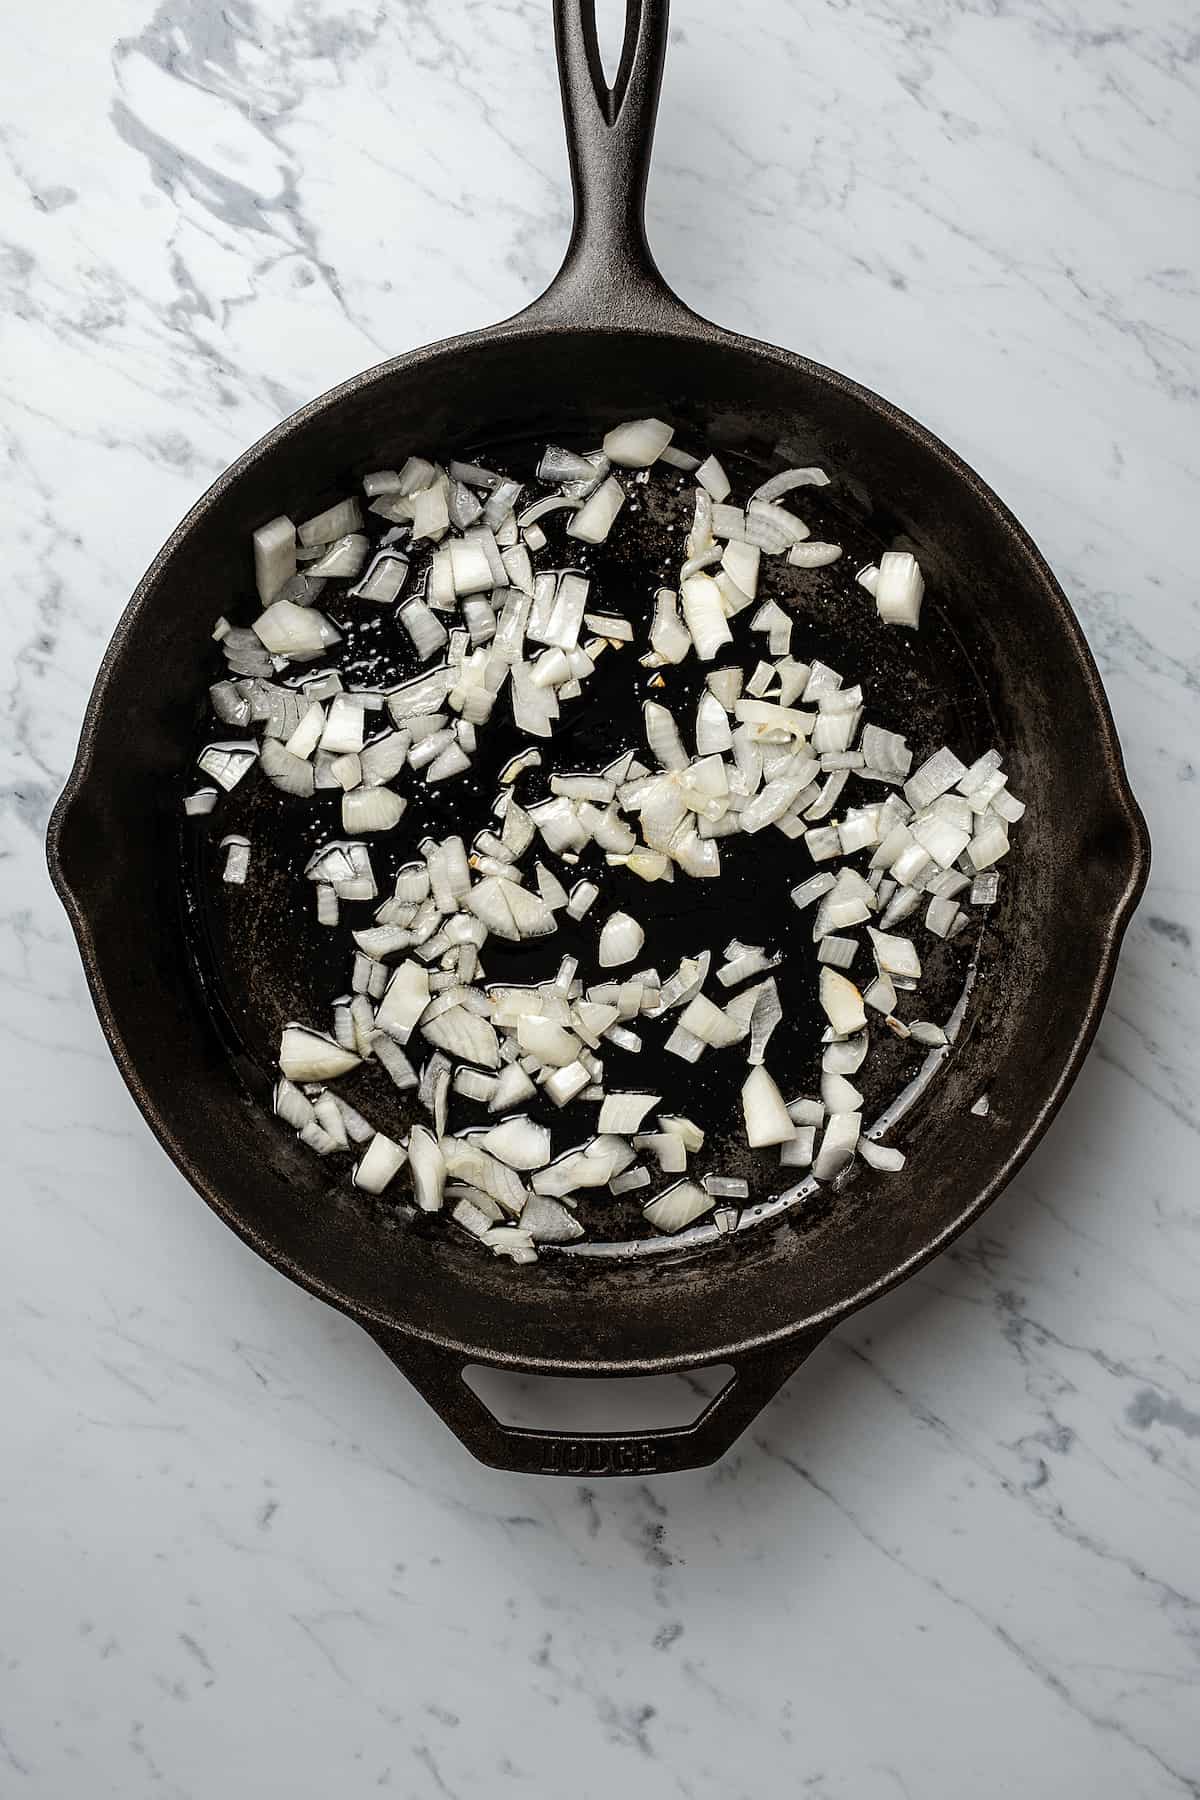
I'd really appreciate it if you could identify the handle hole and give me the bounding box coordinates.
[463,1364,733,1434]
[593,0,629,91]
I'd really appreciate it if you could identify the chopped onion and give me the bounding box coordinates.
[342,788,406,834]
[968,818,1009,870]
[184,788,219,817]
[599,911,645,968]
[597,1093,659,1134]
[521,1194,585,1243]
[742,1065,794,1147]
[681,572,734,661]
[603,417,673,467]
[905,746,968,811]
[479,1117,552,1170]
[408,1125,445,1211]
[253,598,339,660]
[650,588,692,664]
[253,515,297,604]
[279,1025,360,1082]
[813,1111,860,1180]
[259,737,315,797]
[859,1138,906,1172]
[787,541,843,569]
[353,1132,406,1194]
[566,477,625,544]
[221,835,251,885]
[543,1061,591,1107]
[875,550,924,629]
[643,1180,712,1233]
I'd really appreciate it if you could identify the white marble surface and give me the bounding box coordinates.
[2,0,1198,1793]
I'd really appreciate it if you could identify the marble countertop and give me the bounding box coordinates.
[3,0,1197,1794]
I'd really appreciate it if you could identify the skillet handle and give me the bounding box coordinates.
[365,1326,828,1476]
[520,0,689,330]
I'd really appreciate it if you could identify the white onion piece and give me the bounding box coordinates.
[407,1125,445,1211]
[319,695,365,756]
[284,701,325,761]
[875,550,924,628]
[747,980,782,1065]
[401,598,449,660]
[253,515,297,604]
[741,1065,794,1147]
[566,880,599,920]
[650,587,692,664]
[813,1111,860,1181]
[279,1025,360,1082]
[259,737,315,797]
[905,747,968,810]
[822,1069,864,1113]
[253,598,338,660]
[342,788,405,834]
[423,1006,499,1067]
[375,960,430,1041]
[694,454,731,501]
[566,477,626,544]
[543,1061,591,1107]
[643,700,689,772]
[867,928,922,979]
[517,1015,582,1067]
[599,912,645,968]
[748,500,810,550]
[521,1195,585,1243]
[787,541,843,569]
[659,444,701,472]
[786,1099,824,1131]
[678,993,742,1049]
[703,1172,746,1200]
[479,1117,552,1170]
[221,836,251,885]
[482,1226,537,1262]
[602,417,673,467]
[859,1138,906,1172]
[643,1180,712,1234]
[369,1033,415,1090]
[716,540,759,602]
[790,871,837,912]
[489,1063,537,1112]
[275,1077,316,1131]
[817,935,858,969]
[968,819,1009,870]
[184,788,219,816]
[694,691,733,755]
[353,1132,406,1194]
[299,498,363,547]
[597,1093,659,1134]
[427,743,472,783]
[681,573,733,661]
[779,1126,816,1168]
[751,466,829,504]
[635,1131,688,1172]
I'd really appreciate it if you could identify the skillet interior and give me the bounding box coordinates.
[50,321,1146,1372]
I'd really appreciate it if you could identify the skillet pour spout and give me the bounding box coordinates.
[47,0,1149,1475]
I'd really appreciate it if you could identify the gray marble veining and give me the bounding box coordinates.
[1,0,1197,1794]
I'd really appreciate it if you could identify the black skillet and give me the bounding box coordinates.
[46,0,1149,1475]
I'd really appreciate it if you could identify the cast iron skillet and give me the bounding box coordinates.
[47,0,1148,1475]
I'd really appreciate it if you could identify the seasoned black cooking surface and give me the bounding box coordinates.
[181,441,994,1245]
